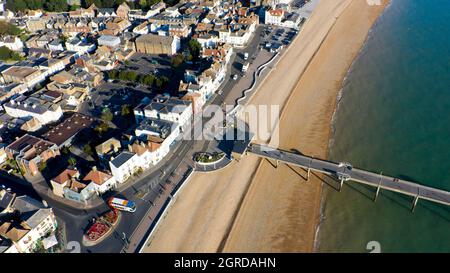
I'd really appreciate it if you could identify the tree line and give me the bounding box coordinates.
[106,70,169,89]
[5,0,179,12]
[0,46,23,61]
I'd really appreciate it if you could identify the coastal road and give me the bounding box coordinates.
[1,24,291,253]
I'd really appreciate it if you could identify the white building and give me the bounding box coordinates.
[66,37,96,56]
[50,169,96,203]
[265,9,284,25]
[134,95,192,132]
[265,8,302,29]
[0,36,24,51]
[133,117,180,165]
[196,34,220,49]
[0,195,58,253]
[133,22,150,35]
[97,8,117,18]
[219,25,255,48]
[83,167,117,194]
[1,66,46,88]
[98,35,121,48]
[164,6,181,17]
[4,95,63,125]
[109,151,140,183]
[48,39,64,51]
[39,59,67,77]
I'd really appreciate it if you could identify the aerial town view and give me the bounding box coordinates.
[0,0,448,264]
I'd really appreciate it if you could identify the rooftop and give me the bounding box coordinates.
[110,151,135,168]
[42,113,94,146]
[2,66,40,79]
[51,169,79,185]
[6,134,57,159]
[135,33,175,45]
[83,168,112,186]
[136,117,175,139]
[5,95,60,115]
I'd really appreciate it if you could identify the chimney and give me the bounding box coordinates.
[92,166,97,171]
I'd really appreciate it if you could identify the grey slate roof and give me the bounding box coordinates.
[21,208,52,229]
[0,191,15,213]
[110,151,135,168]
[11,195,45,213]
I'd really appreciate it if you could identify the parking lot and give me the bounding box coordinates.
[124,53,173,78]
[79,82,155,121]
[261,25,299,53]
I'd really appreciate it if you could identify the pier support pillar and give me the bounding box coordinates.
[307,168,310,181]
[275,160,279,169]
[374,182,382,202]
[411,194,420,213]
[339,178,344,192]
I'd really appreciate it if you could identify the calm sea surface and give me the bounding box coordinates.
[318,0,450,252]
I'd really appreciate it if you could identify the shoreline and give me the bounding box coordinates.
[222,0,390,252]
[314,0,392,252]
[141,0,389,253]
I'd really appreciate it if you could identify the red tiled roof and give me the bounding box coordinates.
[83,169,112,186]
[52,169,79,184]
[269,9,284,17]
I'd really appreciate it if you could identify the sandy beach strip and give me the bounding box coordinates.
[222,0,389,253]
[141,0,388,253]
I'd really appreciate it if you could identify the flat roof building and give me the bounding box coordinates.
[135,34,180,55]
[42,113,94,147]
[3,95,63,125]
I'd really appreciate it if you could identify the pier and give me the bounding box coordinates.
[247,143,450,210]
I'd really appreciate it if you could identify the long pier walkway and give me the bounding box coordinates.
[247,143,450,210]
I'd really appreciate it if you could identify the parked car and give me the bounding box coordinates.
[232,74,238,80]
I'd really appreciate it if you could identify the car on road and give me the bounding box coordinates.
[241,63,249,73]
[232,74,238,80]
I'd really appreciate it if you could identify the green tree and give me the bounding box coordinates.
[188,39,202,62]
[171,53,184,68]
[27,0,44,10]
[107,70,118,79]
[5,0,27,11]
[121,104,131,116]
[126,71,138,82]
[61,147,70,155]
[68,157,77,166]
[0,22,22,36]
[44,0,69,12]
[94,122,109,134]
[141,74,155,86]
[118,71,128,82]
[101,108,113,122]
[69,5,81,11]
[0,46,23,61]
[83,144,93,156]
[139,0,148,8]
